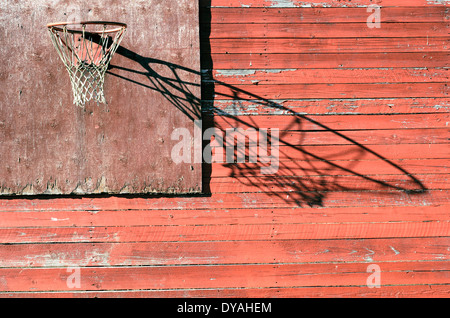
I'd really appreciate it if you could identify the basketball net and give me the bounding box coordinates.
[48,22,126,107]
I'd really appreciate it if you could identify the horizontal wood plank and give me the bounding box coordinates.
[1,237,448,268]
[204,98,450,115]
[0,205,448,228]
[207,174,449,193]
[201,0,450,7]
[204,7,448,24]
[211,113,450,130]
[0,188,448,212]
[205,37,449,53]
[212,82,448,99]
[2,284,449,298]
[0,261,448,292]
[207,68,449,84]
[205,128,449,145]
[0,218,448,244]
[202,52,449,71]
[204,53,450,69]
[210,159,449,178]
[206,23,449,39]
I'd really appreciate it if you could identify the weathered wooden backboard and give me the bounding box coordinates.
[0,0,202,195]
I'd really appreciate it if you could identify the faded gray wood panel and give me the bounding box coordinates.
[0,0,202,195]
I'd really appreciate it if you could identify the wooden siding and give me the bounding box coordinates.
[0,0,449,298]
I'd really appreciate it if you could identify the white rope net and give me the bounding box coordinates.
[48,22,126,107]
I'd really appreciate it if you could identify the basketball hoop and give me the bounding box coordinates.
[47,21,127,107]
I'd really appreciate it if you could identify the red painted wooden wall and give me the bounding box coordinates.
[0,0,448,297]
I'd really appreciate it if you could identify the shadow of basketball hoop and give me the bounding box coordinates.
[106,46,202,122]
[107,51,427,207]
[105,1,427,206]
